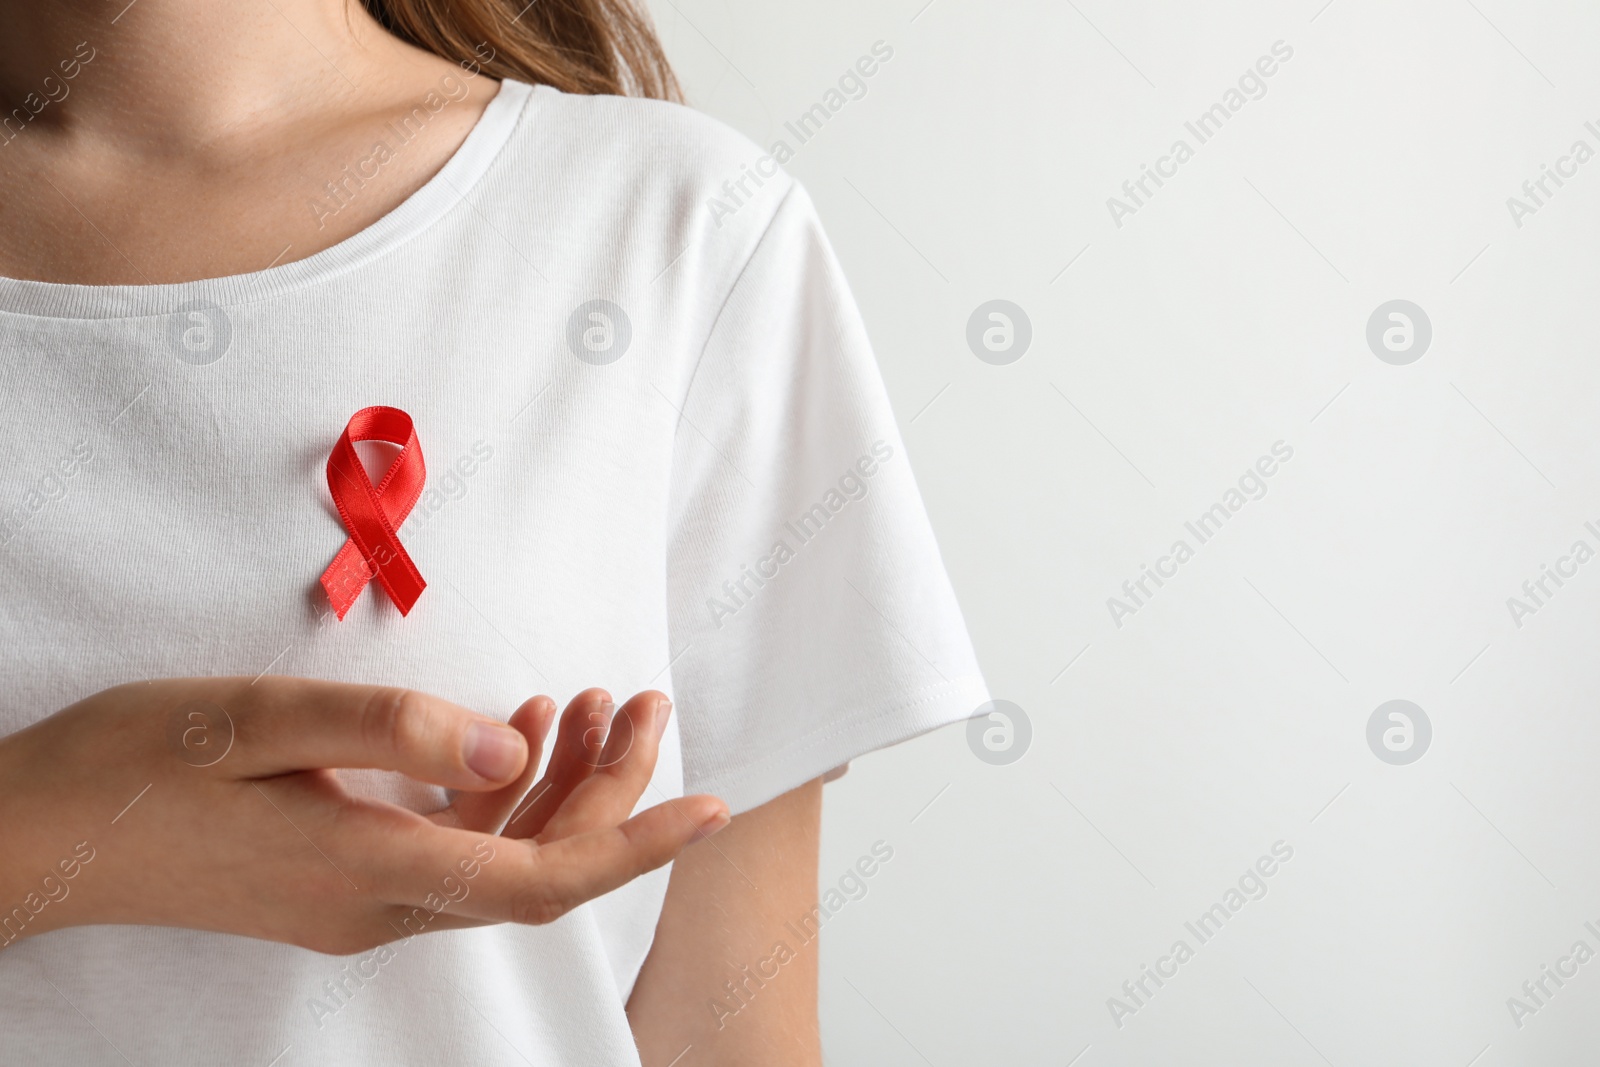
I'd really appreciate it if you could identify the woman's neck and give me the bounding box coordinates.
[0,0,497,284]
[0,0,421,153]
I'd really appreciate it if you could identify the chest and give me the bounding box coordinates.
[0,289,685,776]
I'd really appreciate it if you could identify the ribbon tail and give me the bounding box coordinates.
[370,554,427,615]
[320,540,371,620]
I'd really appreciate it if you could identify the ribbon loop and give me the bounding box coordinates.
[320,406,427,619]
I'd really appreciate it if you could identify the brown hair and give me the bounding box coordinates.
[363,0,682,102]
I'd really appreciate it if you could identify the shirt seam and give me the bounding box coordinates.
[667,179,801,434]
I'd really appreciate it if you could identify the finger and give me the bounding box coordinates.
[537,692,669,841]
[365,796,731,927]
[434,697,556,833]
[501,688,613,839]
[224,677,529,790]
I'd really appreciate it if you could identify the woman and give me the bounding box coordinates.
[0,1,987,1064]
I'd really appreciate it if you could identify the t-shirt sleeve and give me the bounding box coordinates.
[666,182,989,815]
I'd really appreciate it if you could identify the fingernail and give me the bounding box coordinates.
[653,698,673,740]
[464,722,524,781]
[696,809,730,838]
[536,698,558,736]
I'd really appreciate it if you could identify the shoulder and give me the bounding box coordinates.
[490,82,800,260]
[528,87,767,168]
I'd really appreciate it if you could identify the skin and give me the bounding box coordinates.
[0,1,826,1061]
[0,0,496,284]
[628,779,824,1065]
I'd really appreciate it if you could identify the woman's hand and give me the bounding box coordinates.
[0,678,727,955]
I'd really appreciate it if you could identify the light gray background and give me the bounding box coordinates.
[647,1,1600,1064]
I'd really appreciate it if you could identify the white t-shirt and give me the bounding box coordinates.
[0,79,987,1065]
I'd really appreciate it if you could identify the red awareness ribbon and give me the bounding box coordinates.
[320,406,427,619]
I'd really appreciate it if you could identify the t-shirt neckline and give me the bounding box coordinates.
[0,78,536,321]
